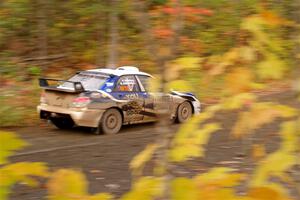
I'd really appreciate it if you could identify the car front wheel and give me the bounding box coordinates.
[177,101,193,123]
[98,108,122,135]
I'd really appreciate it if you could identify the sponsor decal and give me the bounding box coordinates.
[125,93,139,99]
[122,101,143,115]
[106,82,114,87]
[120,77,136,91]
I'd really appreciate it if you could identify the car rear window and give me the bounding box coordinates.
[61,72,108,91]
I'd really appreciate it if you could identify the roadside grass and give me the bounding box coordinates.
[0,79,41,127]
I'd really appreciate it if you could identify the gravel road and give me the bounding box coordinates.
[7,90,300,200]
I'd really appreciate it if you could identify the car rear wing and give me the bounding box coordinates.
[39,78,85,93]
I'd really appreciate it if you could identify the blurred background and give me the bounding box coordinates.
[1,0,299,126]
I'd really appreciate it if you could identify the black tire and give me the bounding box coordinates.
[50,117,74,129]
[98,108,122,135]
[177,101,193,123]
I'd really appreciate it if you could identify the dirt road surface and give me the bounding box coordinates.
[7,90,300,199]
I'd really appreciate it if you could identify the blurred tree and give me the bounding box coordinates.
[36,0,48,72]
[107,0,119,68]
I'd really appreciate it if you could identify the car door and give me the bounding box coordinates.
[112,75,144,123]
[135,75,156,122]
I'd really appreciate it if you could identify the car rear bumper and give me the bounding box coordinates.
[37,104,105,128]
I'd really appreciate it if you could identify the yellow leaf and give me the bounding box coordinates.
[171,178,197,200]
[239,46,257,63]
[251,119,298,188]
[192,168,247,200]
[167,80,192,92]
[88,193,113,200]
[121,177,162,200]
[0,131,28,164]
[174,57,201,70]
[0,162,48,200]
[0,162,49,184]
[252,144,266,160]
[273,105,297,118]
[194,167,246,188]
[148,76,160,92]
[169,122,220,162]
[208,48,239,76]
[251,151,296,187]
[279,121,298,153]
[225,67,254,94]
[247,186,293,200]
[241,15,265,34]
[256,54,287,80]
[260,10,292,27]
[167,57,201,81]
[222,93,257,110]
[232,103,296,138]
[130,144,158,175]
[47,169,88,200]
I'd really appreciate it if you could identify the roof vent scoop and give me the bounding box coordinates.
[116,66,139,72]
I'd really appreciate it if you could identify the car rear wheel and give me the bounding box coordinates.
[50,117,74,129]
[177,101,193,123]
[98,108,122,135]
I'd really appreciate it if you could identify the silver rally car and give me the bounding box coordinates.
[37,66,201,134]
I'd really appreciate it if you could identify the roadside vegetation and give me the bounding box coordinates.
[1,0,300,199]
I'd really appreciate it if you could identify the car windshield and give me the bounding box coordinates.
[60,72,108,91]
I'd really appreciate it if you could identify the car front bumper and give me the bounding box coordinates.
[192,100,201,114]
[37,104,105,128]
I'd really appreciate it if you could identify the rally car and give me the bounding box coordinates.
[37,66,201,134]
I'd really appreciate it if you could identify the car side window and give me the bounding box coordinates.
[115,75,140,92]
[137,75,151,92]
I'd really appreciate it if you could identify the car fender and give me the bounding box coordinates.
[170,91,201,114]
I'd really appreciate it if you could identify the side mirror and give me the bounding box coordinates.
[39,78,49,87]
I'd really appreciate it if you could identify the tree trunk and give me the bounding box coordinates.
[133,1,183,200]
[292,0,300,76]
[291,1,300,198]
[96,3,106,67]
[107,0,119,69]
[36,0,48,73]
